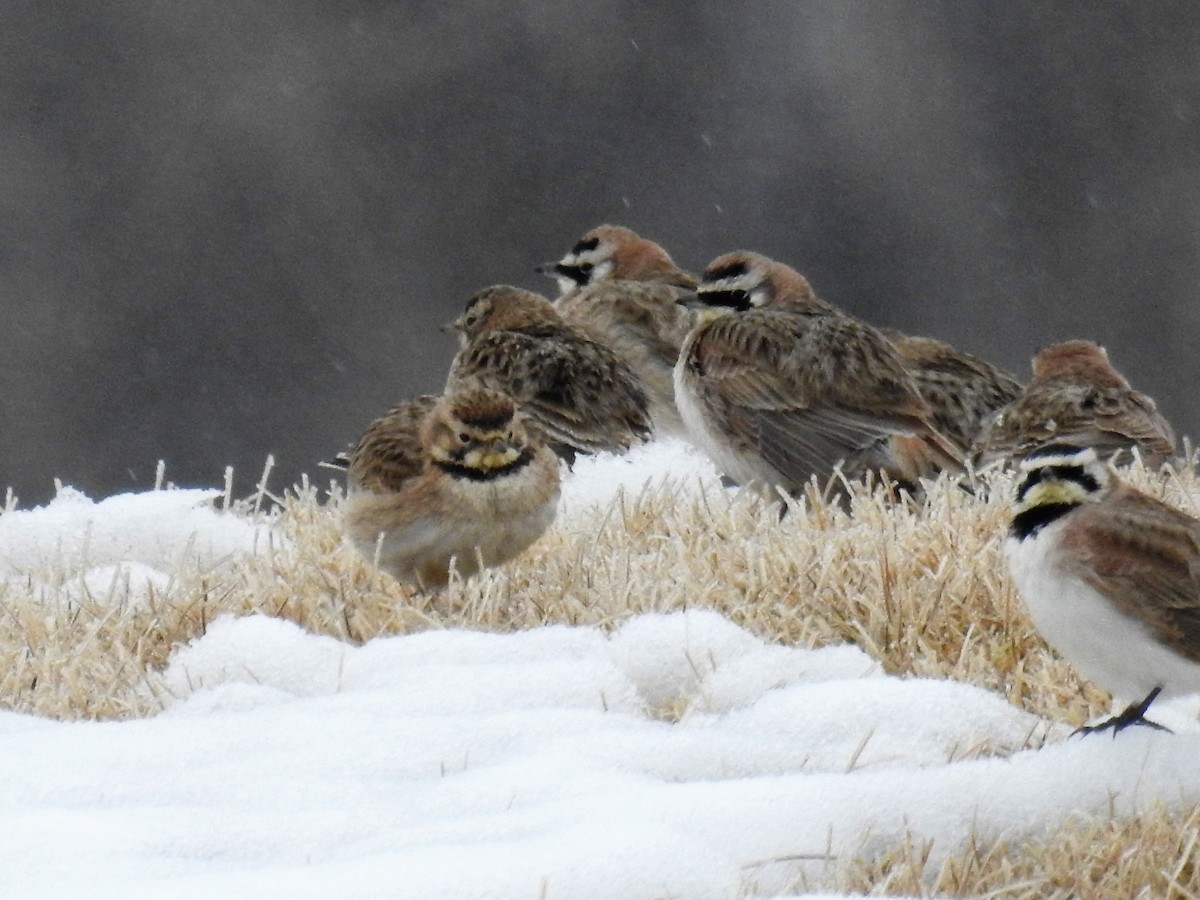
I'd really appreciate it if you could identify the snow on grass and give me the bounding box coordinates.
[0,486,275,609]
[1,609,1199,899]
[557,438,725,522]
[2,442,1200,896]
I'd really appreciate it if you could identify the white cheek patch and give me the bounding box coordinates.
[709,276,748,293]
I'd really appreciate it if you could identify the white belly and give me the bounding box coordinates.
[673,356,781,488]
[1005,522,1200,702]
[346,461,559,588]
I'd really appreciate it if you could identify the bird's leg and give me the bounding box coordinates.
[1073,686,1171,737]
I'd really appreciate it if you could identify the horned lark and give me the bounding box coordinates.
[880,330,1023,453]
[538,225,697,438]
[444,285,652,462]
[1006,443,1200,733]
[540,224,697,299]
[341,388,560,589]
[674,251,962,497]
[973,340,1176,469]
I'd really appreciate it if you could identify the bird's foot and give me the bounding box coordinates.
[1072,686,1171,738]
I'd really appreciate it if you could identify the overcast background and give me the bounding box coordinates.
[2,2,1198,504]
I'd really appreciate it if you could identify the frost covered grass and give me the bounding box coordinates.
[2,440,1200,896]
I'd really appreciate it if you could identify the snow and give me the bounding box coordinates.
[1,443,1200,898]
[0,486,274,608]
[556,437,725,522]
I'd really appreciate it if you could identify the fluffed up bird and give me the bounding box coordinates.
[539,224,697,438]
[340,388,560,589]
[880,329,1023,454]
[444,285,652,463]
[673,250,963,498]
[1006,443,1200,734]
[973,340,1176,469]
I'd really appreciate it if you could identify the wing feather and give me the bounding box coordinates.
[685,310,939,485]
[447,329,651,456]
[347,395,439,493]
[972,379,1176,466]
[1062,487,1200,660]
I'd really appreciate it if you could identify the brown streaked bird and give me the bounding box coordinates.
[341,388,560,589]
[972,340,1176,469]
[880,329,1024,453]
[444,285,653,462]
[673,251,963,497]
[539,225,698,438]
[1006,443,1200,734]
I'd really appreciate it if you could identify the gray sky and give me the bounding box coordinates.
[3,2,1198,502]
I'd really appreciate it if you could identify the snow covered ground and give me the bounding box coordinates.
[1,442,1200,898]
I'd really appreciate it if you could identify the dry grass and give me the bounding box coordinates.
[1,452,1199,894]
[830,805,1200,898]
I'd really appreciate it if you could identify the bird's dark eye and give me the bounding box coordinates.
[458,432,470,442]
